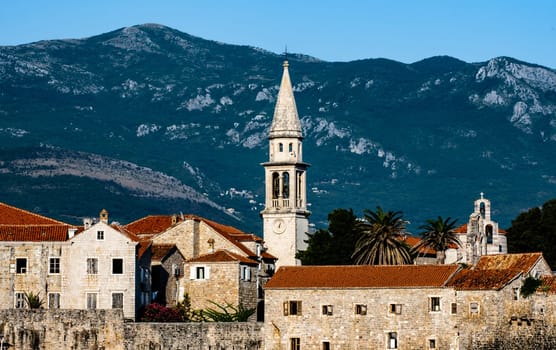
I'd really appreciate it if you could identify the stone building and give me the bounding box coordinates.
[150,243,185,306]
[0,203,151,319]
[446,193,508,264]
[261,60,311,269]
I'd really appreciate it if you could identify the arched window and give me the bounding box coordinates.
[279,143,283,152]
[486,225,493,244]
[480,202,486,218]
[272,172,280,199]
[282,172,289,199]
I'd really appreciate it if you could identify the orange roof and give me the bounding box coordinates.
[124,215,179,235]
[474,253,544,275]
[0,202,70,225]
[187,249,258,265]
[447,269,522,290]
[541,276,556,294]
[454,224,467,234]
[402,235,436,255]
[265,265,461,289]
[0,225,71,241]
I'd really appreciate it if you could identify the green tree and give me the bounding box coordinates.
[507,199,556,268]
[413,216,460,264]
[296,208,359,265]
[351,206,413,265]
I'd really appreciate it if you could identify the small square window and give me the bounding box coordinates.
[112,258,123,274]
[470,302,480,314]
[15,292,26,309]
[86,293,97,309]
[451,303,457,314]
[355,304,367,315]
[290,338,300,350]
[112,293,124,309]
[389,303,402,314]
[429,339,436,349]
[284,300,302,316]
[87,258,98,274]
[197,266,205,279]
[388,332,398,349]
[16,258,27,274]
[97,230,104,240]
[49,293,60,309]
[49,257,60,274]
[322,305,333,316]
[430,297,441,312]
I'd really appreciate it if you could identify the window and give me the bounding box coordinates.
[451,303,457,314]
[112,258,124,274]
[190,265,210,280]
[513,287,519,300]
[15,292,25,309]
[48,293,60,309]
[322,305,333,316]
[355,304,367,315]
[241,266,251,281]
[290,338,300,350]
[49,257,60,274]
[16,258,27,274]
[279,143,284,152]
[486,225,493,244]
[272,172,280,199]
[283,300,302,316]
[97,230,104,240]
[112,293,124,309]
[389,304,402,314]
[282,172,290,199]
[470,302,479,314]
[429,339,436,349]
[387,332,398,349]
[430,297,441,312]
[499,245,503,252]
[322,341,330,350]
[86,293,97,309]
[87,258,98,274]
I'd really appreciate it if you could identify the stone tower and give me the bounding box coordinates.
[261,61,310,269]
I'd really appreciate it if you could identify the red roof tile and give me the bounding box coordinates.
[541,276,556,294]
[124,215,179,235]
[474,253,544,275]
[0,225,71,241]
[402,236,436,255]
[265,265,461,289]
[0,202,70,225]
[187,249,258,265]
[455,224,467,234]
[447,269,522,290]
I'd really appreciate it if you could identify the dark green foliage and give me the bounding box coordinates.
[175,293,193,321]
[198,301,256,322]
[413,216,461,264]
[352,207,413,265]
[24,291,44,309]
[520,277,543,298]
[297,208,359,265]
[507,199,556,268]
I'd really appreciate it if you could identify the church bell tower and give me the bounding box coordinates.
[261,60,310,268]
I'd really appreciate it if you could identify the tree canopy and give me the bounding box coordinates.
[413,216,460,264]
[507,198,556,268]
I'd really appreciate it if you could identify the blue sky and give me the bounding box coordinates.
[1,0,555,68]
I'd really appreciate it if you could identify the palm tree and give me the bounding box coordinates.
[414,216,461,264]
[351,206,413,265]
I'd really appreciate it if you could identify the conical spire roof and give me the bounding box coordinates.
[269,61,303,139]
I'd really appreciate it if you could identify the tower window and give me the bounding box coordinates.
[288,143,293,152]
[283,172,290,199]
[486,225,493,244]
[272,172,280,199]
[480,202,485,218]
[279,143,284,152]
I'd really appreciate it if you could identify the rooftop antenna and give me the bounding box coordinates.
[284,45,288,61]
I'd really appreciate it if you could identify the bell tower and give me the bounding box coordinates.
[261,60,310,268]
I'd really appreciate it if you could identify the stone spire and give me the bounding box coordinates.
[269,60,303,139]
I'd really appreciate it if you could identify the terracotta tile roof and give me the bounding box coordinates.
[187,249,258,265]
[124,215,179,235]
[0,225,71,241]
[541,276,556,294]
[0,202,70,225]
[455,224,467,234]
[151,244,181,263]
[264,265,461,289]
[447,268,522,290]
[402,236,436,256]
[474,253,544,275]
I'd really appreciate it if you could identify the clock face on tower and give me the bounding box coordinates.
[273,219,286,234]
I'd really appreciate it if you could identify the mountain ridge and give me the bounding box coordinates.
[1,24,555,233]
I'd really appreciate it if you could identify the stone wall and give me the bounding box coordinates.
[0,309,263,350]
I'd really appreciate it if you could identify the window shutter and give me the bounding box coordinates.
[298,301,302,315]
[190,266,196,280]
[246,267,251,281]
[205,266,210,279]
[283,301,289,316]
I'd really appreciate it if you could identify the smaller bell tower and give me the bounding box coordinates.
[261,61,310,269]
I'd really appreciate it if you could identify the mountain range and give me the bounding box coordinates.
[1,23,555,234]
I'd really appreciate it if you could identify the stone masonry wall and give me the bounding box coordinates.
[0,309,263,350]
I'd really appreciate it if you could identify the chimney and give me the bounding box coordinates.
[99,209,109,224]
[83,218,93,230]
[171,214,177,225]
